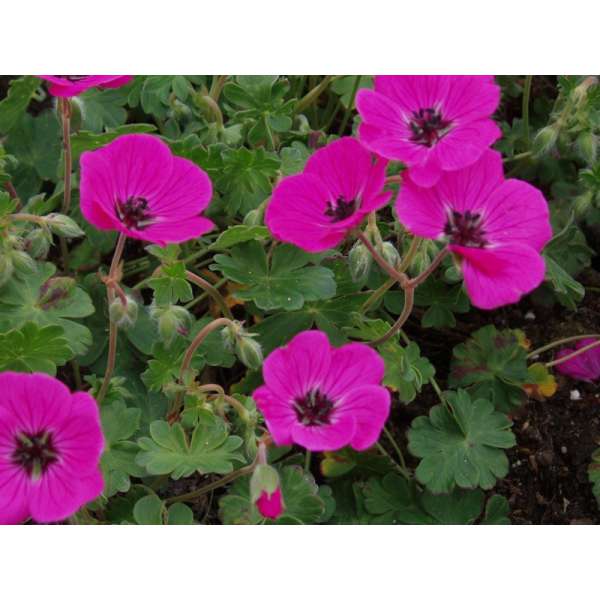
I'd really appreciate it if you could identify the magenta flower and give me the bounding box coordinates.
[357,76,501,187]
[256,487,284,519]
[0,372,104,525]
[555,339,600,382]
[253,331,391,452]
[80,133,214,245]
[38,75,133,98]
[397,150,552,309]
[265,137,391,252]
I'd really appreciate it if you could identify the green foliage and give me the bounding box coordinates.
[0,262,94,355]
[219,465,326,524]
[449,325,530,412]
[100,400,145,497]
[211,240,336,311]
[362,473,510,524]
[0,322,72,374]
[407,389,516,494]
[136,414,245,479]
[148,262,193,305]
[588,447,600,509]
[0,76,40,134]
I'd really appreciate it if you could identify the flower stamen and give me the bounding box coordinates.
[12,430,59,481]
[408,107,452,147]
[293,389,335,426]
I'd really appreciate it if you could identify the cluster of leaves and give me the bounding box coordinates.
[1,74,598,526]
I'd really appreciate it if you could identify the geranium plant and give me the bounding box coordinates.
[0,74,599,525]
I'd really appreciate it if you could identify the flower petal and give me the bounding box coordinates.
[291,411,356,451]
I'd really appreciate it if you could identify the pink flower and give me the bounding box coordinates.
[253,331,391,452]
[38,75,133,98]
[357,76,501,187]
[256,488,284,519]
[397,150,552,309]
[265,137,391,252]
[0,372,104,525]
[555,339,600,382]
[80,133,214,245]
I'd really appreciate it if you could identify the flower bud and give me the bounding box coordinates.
[24,227,51,259]
[222,321,264,370]
[243,207,263,226]
[11,249,36,273]
[250,463,284,520]
[38,277,75,310]
[348,240,372,282]
[151,304,192,347]
[576,131,597,165]
[109,295,138,329]
[0,253,14,287]
[381,241,400,268]
[533,125,559,156]
[45,213,85,238]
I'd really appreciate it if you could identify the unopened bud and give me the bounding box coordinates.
[381,241,400,268]
[45,213,85,238]
[576,131,597,165]
[250,463,284,520]
[348,240,372,282]
[11,249,36,273]
[235,334,264,370]
[38,277,75,309]
[0,253,14,287]
[109,295,138,329]
[151,304,192,347]
[24,227,51,259]
[243,208,263,226]
[533,125,559,156]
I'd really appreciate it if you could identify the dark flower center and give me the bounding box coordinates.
[12,430,59,480]
[408,107,452,147]
[115,196,154,230]
[444,209,488,247]
[293,389,335,426]
[324,196,358,222]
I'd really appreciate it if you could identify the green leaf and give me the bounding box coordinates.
[407,389,516,494]
[0,322,73,375]
[70,124,157,160]
[481,494,511,524]
[80,87,130,132]
[449,325,529,412]
[167,503,194,525]
[133,494,164,525]
[280,141,311,175]
[588,447,600,509]
[209,225,270,251]
[543,255,585,309]
[100,400,145,497]
[0,76,40,134]
[331,75,373,108]
[148,262,193,305]
[212,241,336,311]
[219,465,325,524]
[0,262,95,355]
[136,414,245,479]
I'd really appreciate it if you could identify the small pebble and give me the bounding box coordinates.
[524,310,536,320]
[561,446,567,455]
[570,389,582,401]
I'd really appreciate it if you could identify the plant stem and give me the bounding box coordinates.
[96,233,127,404]
[503,151,532,163]
[398,236,421,273]
[304,450,312,472]
[545,339,600,368]
[528,333,600,358]
[376,442,411,480]
[208,75,228,102]
[408,247,450,287]
[165,464,256,505]
[337,75,361,135]
[383,426,410,475]
[185,270,233,319]
[356,230,408,286]
[295,76,334,114]
[369,286,415,346]
[522,75,533,149]
[361,277,395,313]
[59,97,73,270]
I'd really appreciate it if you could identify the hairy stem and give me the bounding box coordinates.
[96,233,127,404]
[376,442,411,480]
[356,230,408,286]
[528,333,600,358]
[295,76,334,114]
[545,339,600,368]
[59,97,72,270]
[383,426,410,475]
[407,247,450,287]
[185,270,234,319]
[369,286,415,346]
[522,75,533,149]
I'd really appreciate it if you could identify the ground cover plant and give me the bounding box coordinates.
[0,74,599,525]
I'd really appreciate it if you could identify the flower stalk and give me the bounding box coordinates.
[185,270,234,319]
[545,339,600,369]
